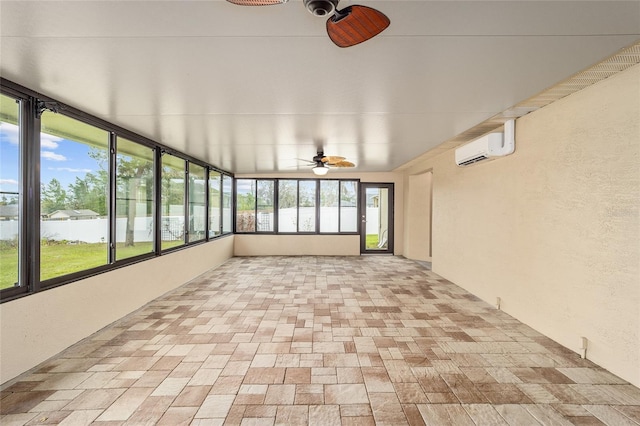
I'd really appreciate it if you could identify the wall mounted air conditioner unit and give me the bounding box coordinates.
[455,119,515,167]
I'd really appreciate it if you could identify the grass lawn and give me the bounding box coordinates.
[0,241,181,290]
[366,234,379,249]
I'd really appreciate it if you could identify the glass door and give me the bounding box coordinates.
[360,183,394,254]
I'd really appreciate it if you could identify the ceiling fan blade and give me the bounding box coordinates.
[296,158,316,164]
[326,5,390,48]
[226,0,287,5]
[331,160,355,168]
[321,155,346,164]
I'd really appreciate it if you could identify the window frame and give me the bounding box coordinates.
[234,178,360,235]
[0,89,28,299]
[0,78,234,303]
[113,136,157,263]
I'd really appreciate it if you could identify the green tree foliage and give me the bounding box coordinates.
[117,151,154,246]
[256,181,274,211]
[341,181,357,206]
[299,181,316,207]
[237,180,256,212]
[0,195,18,206]
[162,168,185,213]
[67,171,107,215]
[320,181,339,207]
[41,178,68,214]
[278,180,297,209]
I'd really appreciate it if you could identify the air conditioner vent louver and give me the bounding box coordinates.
[458,155,489,166]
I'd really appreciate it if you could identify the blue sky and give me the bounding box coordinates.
[1,122,98,195]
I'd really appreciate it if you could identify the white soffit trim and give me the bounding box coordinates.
[396,40,640,171]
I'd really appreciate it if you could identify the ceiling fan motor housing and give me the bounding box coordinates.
[304,0,338,17]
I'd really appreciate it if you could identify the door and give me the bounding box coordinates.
[360,183,394,254]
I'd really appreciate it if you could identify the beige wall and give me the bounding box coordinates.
[404,171,432,261]
[0,236,234,385]
[235,234,360,256]
[402,64,640,386]
[234,172,404,256]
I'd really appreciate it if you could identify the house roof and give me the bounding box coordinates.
[0,204,19,217]
[49,209,100,217]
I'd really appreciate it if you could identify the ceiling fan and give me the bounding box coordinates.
[225,0,390,48]
[300,151,356,175]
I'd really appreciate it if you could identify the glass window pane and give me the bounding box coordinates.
[40,111,109,281]
[236,179,256,232]
[188,163,206,242]
[340,180,358,232]
[115,137,155,261]
[320,180,339,233]
[278,180,297,232]
[0,94,20,290]
[208,170,221,237]
[222,175,232,234]
[298,180,316,232]
[161,154,185,250]
[257,180,274,232]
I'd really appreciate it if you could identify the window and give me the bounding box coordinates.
[161,153,186,250]
[237,178,358,234]
[115,137,155,261]
[208,170,221,237]
[0,94,20,291]
[236,179,256,232]
[235,179,275,233]
[1,80,234,303]
[340,180,358,232]
[188,163,206,243]
[298,180,317,232]
[222,174,233,234]
[256,180,274,232]
[278,180,298,232]
[40,111,110,282]
[320,180,339,232]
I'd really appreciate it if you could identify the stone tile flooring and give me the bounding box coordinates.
[1,256,639,425]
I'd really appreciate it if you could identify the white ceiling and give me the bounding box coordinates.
[1,1,639,173]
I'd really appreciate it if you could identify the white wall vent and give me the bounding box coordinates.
[455,119,515,167]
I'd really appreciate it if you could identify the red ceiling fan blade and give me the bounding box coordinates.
[226,0,287,5]
[326,5,390,48]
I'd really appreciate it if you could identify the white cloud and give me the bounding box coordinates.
[52,167,92,173]
[0,179,19,185]
[0,123,62,149]
[41,134,61,149]
[41,151,67,161]
[0,122,19,145]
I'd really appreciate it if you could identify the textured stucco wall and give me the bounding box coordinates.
[404,171,432,261]
[0,236,234,385]
[403,64,640,386]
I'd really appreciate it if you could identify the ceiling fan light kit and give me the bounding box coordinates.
[312,163,330,175]
[226,0,389,47]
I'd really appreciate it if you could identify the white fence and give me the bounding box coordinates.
[0,207,376,242]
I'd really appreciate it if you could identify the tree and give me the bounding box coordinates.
[41,178,68,214]
[68,172,107,215]
[237,180,256,212]
[119,157,153,246]
[278,180,297,209]
[88,146,153,246]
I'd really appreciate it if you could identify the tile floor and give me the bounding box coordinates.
[1,256,639,425]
